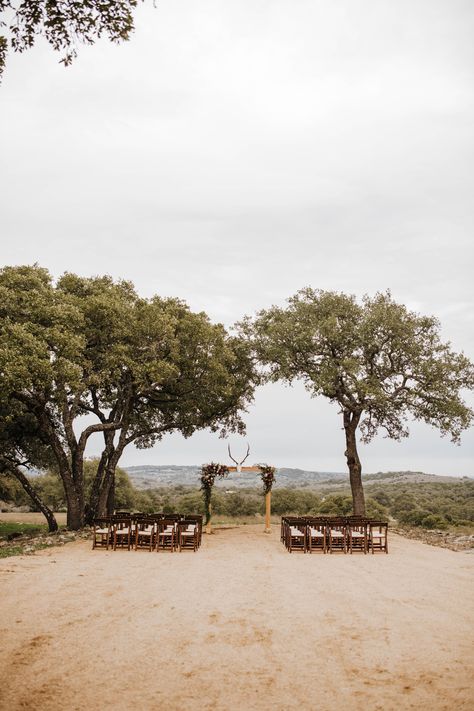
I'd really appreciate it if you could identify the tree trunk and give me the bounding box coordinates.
[85,457,107,524]
[106,473,115,515]
[2,464,58,533]
[343,411,366,516]
[97,442,125,516]
[63,479,84,530]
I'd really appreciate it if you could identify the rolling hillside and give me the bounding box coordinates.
[123,465,466,490]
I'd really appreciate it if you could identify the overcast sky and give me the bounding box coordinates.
[1,0,473,475]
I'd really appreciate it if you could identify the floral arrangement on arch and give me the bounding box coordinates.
[200,462,229,524]
[259,464,276,495]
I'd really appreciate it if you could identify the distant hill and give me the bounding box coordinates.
[122,465,466,490]
[123,465,347,489]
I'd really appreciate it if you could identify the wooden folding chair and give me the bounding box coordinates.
[157,519,177,552]
[347,520,368,554]
[368,521,389,554]
[134,516,157,552]
[178,521,199,552]
[327,519,347,554]
[307,519,326,553]
[183,515,203,548]
[287,521,307,553]
[112,517,132,551]
[92,518,112,550]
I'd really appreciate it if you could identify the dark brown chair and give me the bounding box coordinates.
[92,518,112,550]
[282,517,306,549]
[157,519,177,552]
[178,521,199,552]
[307,520,326,553]
[347,520,367,554]
[327,519,346,554]
[368,521,389,553]
[134,516,157,552]
[112,517,132,551]
[183,515,203,548]
[286,521,307,553]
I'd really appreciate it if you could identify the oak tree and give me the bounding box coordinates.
[244,289,474,515]
[0,265,255,529]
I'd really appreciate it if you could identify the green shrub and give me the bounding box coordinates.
[421,514,448,530]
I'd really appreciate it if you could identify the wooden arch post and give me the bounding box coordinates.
[265,490,272,534]
[206,502,212,535]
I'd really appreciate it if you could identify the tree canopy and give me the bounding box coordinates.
[0,0,143,79]
[0,265,256,528]
[243,288,474,515]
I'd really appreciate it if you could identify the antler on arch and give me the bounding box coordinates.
[228,442,251,467]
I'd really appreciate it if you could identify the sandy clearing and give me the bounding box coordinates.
[0,525,473,711]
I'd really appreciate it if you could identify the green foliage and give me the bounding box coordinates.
[219,491,261,517]
[242,288,474,514]
[318,494,354,515]
[31,473,66,511]
[0,474,28,507]
[200,463,229,524]
[0,545,24,559]
[0,265,255,528]
[129,479,474,529]
[83,460,136,511]
[259,464,276,495]
[371,480,474,528]
[318,494,388,519]
[0,521,46,538]
[245,288,474,443]
[10,460,137,513]
[0,0,143,80]
[3,472,471,531]
[0,520,49,558]
[271,489,320,515]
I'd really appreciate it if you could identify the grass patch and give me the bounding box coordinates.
[0,545,25,559]
[0,522,47,539]
[210,515,280,527]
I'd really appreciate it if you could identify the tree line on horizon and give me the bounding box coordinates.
[0,264,473,531]
[2,463,473,532]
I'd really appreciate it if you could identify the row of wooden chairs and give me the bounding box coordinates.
[281,516,389,554]
[92,513,203,552]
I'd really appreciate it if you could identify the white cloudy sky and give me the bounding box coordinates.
[1,0,473,475]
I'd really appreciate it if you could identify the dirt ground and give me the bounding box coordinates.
[0,525,473,711]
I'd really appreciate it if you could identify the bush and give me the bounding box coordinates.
[222,492,261,517]
[271,489,320,515]
[318,494,353,516]
[365,498,389,519]
[421,514,448,530]
[0,474,30,507]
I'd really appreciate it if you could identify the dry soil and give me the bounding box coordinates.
[0,525,473,711]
